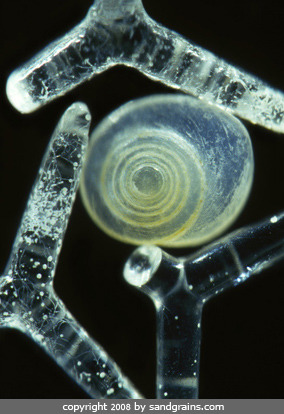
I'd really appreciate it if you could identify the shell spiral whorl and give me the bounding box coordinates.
[81,94,254,247]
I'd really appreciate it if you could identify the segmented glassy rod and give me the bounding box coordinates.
[0,103,142,399]
[124,211,284,398]
[6,0,284,133]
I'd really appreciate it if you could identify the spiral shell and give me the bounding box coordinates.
[81,94,254,247]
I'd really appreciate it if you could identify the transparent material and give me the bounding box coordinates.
[0,103,141,399]
[80,94,254,247]
[124,212,284,398]
[6,0,284,133]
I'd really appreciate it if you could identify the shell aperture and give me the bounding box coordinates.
[81,94,254,247]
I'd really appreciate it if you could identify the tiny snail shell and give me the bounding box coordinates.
[80,94,254,247]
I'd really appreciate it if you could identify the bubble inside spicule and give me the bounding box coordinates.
[81,94,254,247]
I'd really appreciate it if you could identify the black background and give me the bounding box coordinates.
[0,0,283,399]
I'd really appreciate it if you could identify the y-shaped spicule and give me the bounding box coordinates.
[0,102,141,399]
[6,0,284,133]
[124,212,284,398]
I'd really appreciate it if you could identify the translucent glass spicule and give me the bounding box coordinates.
[124,210,284,398]
[0,103,141,399]
[6,0,284,133]
[80,94,254,247]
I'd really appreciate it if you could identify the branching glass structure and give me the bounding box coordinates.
[6,0,284,133]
